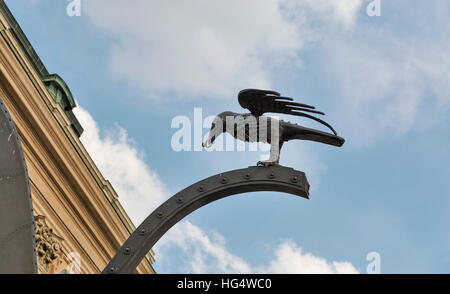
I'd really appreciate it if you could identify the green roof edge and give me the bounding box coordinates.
[0,0,83,137]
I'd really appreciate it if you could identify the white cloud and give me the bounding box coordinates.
[82,0,450,145]
[73,106,168,225]
[157,221,252,274]
[84,0,362,99]
[326,0,362,28]
[257,240,359,274]
[156,221,359,274]
[324,13,450,145]
[284,0,363,29]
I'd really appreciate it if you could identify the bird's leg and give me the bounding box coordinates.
[257,118,282,167]
[257,140,282,167]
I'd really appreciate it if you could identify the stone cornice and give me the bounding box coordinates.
[0,0,48,77]
[0,4,155,273]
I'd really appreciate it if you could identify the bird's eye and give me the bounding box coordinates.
[212,123,216,129]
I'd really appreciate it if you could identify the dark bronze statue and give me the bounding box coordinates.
[203,89,345,166]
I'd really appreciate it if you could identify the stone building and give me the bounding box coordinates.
[0,1,155,274]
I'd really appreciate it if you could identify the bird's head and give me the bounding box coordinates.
[202,112,234,148]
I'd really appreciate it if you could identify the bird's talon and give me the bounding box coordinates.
[257,161,279,167]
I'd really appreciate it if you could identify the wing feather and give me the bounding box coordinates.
[238,89,337,135]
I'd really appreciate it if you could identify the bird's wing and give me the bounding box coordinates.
[238,89,337,135]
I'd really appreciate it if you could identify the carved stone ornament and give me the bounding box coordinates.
[34,215,64,269]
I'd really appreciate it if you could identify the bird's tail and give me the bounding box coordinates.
[284,124,345,147]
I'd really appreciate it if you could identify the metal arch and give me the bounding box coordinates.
[103,165,309,274]
[0,97,37,274]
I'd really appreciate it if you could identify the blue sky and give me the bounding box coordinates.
[6,0,450,273]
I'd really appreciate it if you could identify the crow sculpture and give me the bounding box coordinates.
[202,89,345,166]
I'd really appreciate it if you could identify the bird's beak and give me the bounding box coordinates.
[202,138,212,148]
[202,135,215,148]
[202,140,210,148]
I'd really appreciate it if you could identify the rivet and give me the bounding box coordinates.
[176,197,184,204]
[109,266,116,273]
[197,186,204,192]
[221,177,228,184]
[268,172,275,179]
[139,228,146,236]
[157,211,164,218]
[124,247,131,255]
[243,173,251,180]
[291,175,299,183]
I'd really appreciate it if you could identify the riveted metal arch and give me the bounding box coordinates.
[0,97,37,274]
[103,165,309,274]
